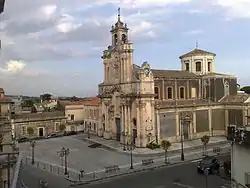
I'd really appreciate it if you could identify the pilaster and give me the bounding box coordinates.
[162,80,165,100]
[225,109,229,128]
[208,108,212,132]
[193,111,196,134]
[156,109,160,144]
[136,103,141,147]
[175,110,180,136]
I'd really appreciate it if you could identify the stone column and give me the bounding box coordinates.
[162,80,165,100]
[208,108,212,133]
[120,105,124,144]
[136,104,140,146]
[175,110,180,137]
[124,105,127,137]
[225,109,229,129]
[156,109,160,144]
[193,111,196,134]
[187,80,190,98]
[128,105,131,137]
[174,79,178,99]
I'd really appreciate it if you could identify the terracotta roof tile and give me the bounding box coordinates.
[58,97,100,106]
[152,69,197,78]
[179,48,216,59]
[0,97,12,103]
[219,93,249,103]
[13,111,65,120]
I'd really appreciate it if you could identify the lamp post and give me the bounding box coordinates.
[204,168,209,188]
[30,140,36,165]
[58,147,70,175]
[87,124,90,139]
[126,139,135,169]
[123,131,127,151]
[180,112,190,161]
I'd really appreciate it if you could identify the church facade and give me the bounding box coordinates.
[97,10,250,147]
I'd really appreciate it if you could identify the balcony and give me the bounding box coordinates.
[227,125,250,147]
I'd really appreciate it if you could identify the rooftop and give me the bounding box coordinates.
[59,97,100,106]
[179,48,216,59]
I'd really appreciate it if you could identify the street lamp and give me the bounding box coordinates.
[204,168,209,188]
[180,112,190,161]
[30,140,36,165]
[87,124,90,139]
[123,131,127,151]
[58,147,70,175]
[126,139,135,169]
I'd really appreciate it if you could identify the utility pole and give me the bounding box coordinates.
[58,147,70,175]
[30,140,36,165]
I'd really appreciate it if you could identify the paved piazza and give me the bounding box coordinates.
[18,136,146,173]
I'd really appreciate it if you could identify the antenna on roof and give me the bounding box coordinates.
[195,41,199,49]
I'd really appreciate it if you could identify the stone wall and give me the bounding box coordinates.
[196,110,209,132]
[159,112,176,139]
[212,109,225,130]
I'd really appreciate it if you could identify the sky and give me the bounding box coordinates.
[0,0,250,97]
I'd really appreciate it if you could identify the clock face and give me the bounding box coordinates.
[144,68,150,76]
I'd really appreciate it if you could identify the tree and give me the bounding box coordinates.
[27,127,34,136]
[201,135,210,155]
[240,86,250,94]
[161,140,171,164]
[59,124,66,132]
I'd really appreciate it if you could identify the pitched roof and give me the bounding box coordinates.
[219,93,249,104]
[152,69,198,78]
[12,111,65,120]
[179,48,216,59]
[59,97,100,106]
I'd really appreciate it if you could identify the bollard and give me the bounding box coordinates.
[92,172,96,179]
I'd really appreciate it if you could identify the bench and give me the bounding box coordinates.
[104,165,120,173]
[142,159,154,166]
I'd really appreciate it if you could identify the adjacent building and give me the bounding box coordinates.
[227,125,250,188]
[11,111,67,138]
[97,9,249,147]
[7,95,22,114]
[57,97,99,133]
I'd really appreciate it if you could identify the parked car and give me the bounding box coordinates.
[46,133,57,139]
[17,137,29,143]
[197,155,220,175]
[224,161,231,177]
[64,131,77,136]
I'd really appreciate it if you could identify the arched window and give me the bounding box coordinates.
[122,34,127,44]
[154,87,159,99]
[196,62,201,72]
[114,34,118,44]
[208,62,211,72]
[179,87,185,99]
[167,87,173,99]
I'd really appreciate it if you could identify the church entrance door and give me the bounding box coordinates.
[115,118,121,141]
[133,129,137,144]
[183,122,189,140]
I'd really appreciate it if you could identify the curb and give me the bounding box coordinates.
[80,137,228,157]
[70,152,230,187]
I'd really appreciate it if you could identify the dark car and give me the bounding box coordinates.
[46,133,57,139]
[224,161,231,177]
[197,155,220,175]
[17,137,29,143]
[64,131,77,136]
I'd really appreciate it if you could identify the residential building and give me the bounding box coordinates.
[7,95,22,114]
[57,97,100,133]
[0,88,16,188]
[227,125,250,188]
[11,111,67,138]
[97,9,249,147]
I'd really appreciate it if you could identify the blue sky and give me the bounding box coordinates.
[0,0,250,96]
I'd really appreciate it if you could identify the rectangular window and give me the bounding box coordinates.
[208,62,211,72]
[191,88,197,98]
[185,63,189,71]
[70,115,74,120]
[167,87,173,99]
[154,87,159,99]
[179,87,185,99]
[196,62,201,72]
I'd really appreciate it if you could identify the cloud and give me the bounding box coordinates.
[214,0,250,19]
[0,60,26,73]
[182,29,203,36]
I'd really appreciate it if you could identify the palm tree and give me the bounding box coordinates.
[161,140,171,164]
[27,127,34,136]
[201,135,210,155]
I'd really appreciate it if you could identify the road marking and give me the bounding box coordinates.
[173,182,195,188]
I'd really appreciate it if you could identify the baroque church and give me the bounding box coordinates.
[97,10,250,147]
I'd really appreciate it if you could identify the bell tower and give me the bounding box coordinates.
[110,8,129,46]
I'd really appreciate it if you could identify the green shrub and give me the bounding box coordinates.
[146,142,160,149]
